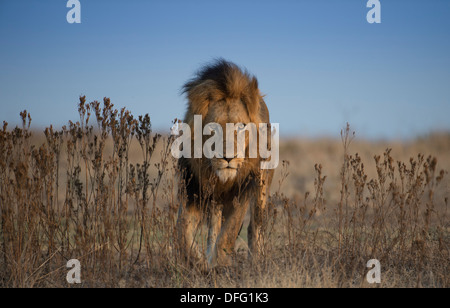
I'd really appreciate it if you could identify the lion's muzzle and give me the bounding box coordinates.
[212,158,244,183]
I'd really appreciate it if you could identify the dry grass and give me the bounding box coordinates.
[0,97,448,288]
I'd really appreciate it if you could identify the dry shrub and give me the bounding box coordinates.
[256,124,448,288]
[0,97,179,287]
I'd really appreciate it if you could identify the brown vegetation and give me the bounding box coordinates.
[0,98,448,287]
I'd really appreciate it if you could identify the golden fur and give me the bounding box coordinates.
[176,59,274,267]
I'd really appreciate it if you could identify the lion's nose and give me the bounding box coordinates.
[224,157,234,163]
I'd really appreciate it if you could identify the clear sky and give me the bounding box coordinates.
[1,0,449,139]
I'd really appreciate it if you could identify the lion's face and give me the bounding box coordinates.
[204,98,251,183]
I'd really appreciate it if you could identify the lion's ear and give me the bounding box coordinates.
[246,77,262,123]
[187,80,221,117]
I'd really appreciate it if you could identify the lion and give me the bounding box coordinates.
[176,59,274,268]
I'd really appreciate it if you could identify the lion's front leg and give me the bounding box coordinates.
[214,199,249,267]
[176,202,203,265]
[248,170,272,260]
[206,202,223,267]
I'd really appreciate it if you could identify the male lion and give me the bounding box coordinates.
[176,59,274,267]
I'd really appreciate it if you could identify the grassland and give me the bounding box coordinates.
[0,97,448,288]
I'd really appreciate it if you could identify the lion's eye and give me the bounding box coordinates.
[236,123,246,135]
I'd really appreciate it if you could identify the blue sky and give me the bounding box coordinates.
[0,0,449,139]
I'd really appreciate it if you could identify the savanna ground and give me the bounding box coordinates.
[0,97,449,288]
